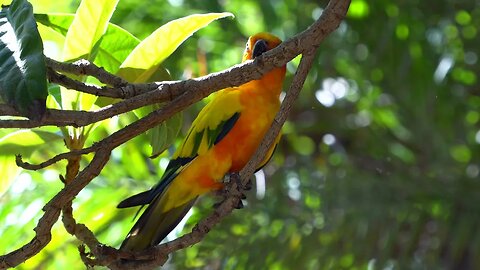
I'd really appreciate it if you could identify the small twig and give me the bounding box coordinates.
[15,144,99,170]
[46,58,128,88]
[47,68,124,99]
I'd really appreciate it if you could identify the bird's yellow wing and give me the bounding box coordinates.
[117,88,243,209]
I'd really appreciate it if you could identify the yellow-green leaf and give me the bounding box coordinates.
[61,0,119,112]
[0,129,63,196]
[117,12,234,82]
[0,155,21,197]
[62,0,119,62]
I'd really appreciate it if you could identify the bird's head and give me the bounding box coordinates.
[242,32,283,62]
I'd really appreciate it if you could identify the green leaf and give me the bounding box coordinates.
[34,13,73,37]
[0,129,63,197]
[36,22,66,60]
[36,13,140,74]
[0,154,21,197]
[60,0,119,112]
[0,129,63,155]
[0,0,47,119]
[93,23,140,74]
[62,0,119,62]
[47,83,61,109]
[117,12,234,82]
[150,109,183,158]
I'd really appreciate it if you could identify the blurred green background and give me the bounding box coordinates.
[1,0,480,269]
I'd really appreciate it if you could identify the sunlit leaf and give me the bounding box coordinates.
[117,12,234,82]
[62,0,119,62]
[0,130,63,155]
[36,13,140,74]
[0,155,21,197]
[0,0,47,119]
[94,23,140,74]
[60,0,118,112]
[35,13,73,37]
[0,129,62,197]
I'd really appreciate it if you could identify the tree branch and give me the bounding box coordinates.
[47,68,122,99]
[1,0,347,129]
[0,0,350,268]
[46,58,129,88]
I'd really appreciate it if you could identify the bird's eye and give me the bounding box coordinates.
[252,39,268,58]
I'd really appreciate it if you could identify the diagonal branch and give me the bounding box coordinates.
[0,0,350,268]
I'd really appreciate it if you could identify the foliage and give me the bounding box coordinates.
[0,0,47,119]
[1,0,480,269]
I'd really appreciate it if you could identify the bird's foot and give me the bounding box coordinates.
[213,173,251,209]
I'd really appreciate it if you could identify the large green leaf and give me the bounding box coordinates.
[94,23,140,74]
[0,129,63,155]
[62,0,119,62]
[36,13,140,74]
[0,0,47,119]
[60,0,118,113]
[117,12,234,82]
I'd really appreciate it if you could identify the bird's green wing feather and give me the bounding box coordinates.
[174,89,242,159]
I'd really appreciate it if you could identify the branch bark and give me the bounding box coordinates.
[0,0,351,268]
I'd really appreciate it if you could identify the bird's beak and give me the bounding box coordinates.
[252,39,268,58]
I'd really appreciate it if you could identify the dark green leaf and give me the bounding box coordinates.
[0,0,47,119]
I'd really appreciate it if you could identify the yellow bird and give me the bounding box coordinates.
[118,32,287,251]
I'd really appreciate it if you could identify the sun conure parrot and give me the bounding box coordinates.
[117,32,287,251]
